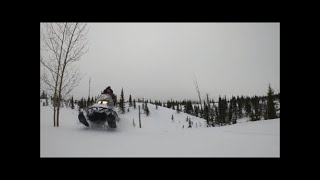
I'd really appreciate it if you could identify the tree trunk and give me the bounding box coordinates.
[56,23,78,127]
[52,23,68,127]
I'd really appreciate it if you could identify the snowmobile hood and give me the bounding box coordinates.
[90,103,109,109]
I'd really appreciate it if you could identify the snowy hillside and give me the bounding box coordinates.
[40,100,280,157]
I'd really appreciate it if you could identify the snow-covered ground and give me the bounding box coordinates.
[40,101,280,157]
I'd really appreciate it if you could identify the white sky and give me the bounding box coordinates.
[47,23,280,101]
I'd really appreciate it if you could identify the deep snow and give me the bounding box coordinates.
[40,100,280,157]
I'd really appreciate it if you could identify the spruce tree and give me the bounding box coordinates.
[253,96,261,121]
[218,96,228,126]
[237,96,243,119]
[71,96,74,109]
[245,97,252,117]
[194,105,199,117]
[83,99,87,108]
[215,106,219,125]
[91,97,94,105]
[204,103,210,126]
[166,100,171,108]
[209,107,215,127]
[129,95,132,107]
[87,96,90,107]
[176,103,181,113]
[144,102,149,116]
[231,96,238,124]
[78,98,82,109]
[133,99,136,109]
[218,96,222,125]
[228,100,232,125]
[119,88,125,113]
[184,100,193,115]
[188,117,192,128]
[267,84,277,119]
[40,90,47,99]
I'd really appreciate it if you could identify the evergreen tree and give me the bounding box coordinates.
[144,102,149,116]
[209,107,215,127]
[215,106,219,125]
[237,96,243,119]
[176,103,181,113]
[267,84,277,119]
[166,100,171,108]
[129,95,132,107]
[259,98,263,119]
[231,96,238,124]
[199,108,204,118]
[184,100,194,115]
[91,97,94,105]
[83,99,87,108]
[245,97,252,117]
[204,103,210,126]
[78,98,82,109]
[218,96,228,126]
[119,88,125,113]
[194,105,199,117]
[227,100,232,125]
[133,99,136,109]
[252,96,261,121]
[40,90,47,99]
[263,101,268,120]
[87,96,90,107]
[218,96,222,125]
[171,114,174,122]
[188,117,192,128]
[71,96,74,109]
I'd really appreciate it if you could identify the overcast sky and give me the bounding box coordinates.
[69,23,279,101]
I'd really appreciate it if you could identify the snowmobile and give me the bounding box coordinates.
[78,94,119,128]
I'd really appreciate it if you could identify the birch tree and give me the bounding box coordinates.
[40,23,89,127]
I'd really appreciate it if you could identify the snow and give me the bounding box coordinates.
[40,102,280,157]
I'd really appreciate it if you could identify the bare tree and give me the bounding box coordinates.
[41,23,89,127]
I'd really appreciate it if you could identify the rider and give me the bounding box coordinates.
[102,86,117,105]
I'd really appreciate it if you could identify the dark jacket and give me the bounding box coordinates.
[103,87,117,105]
